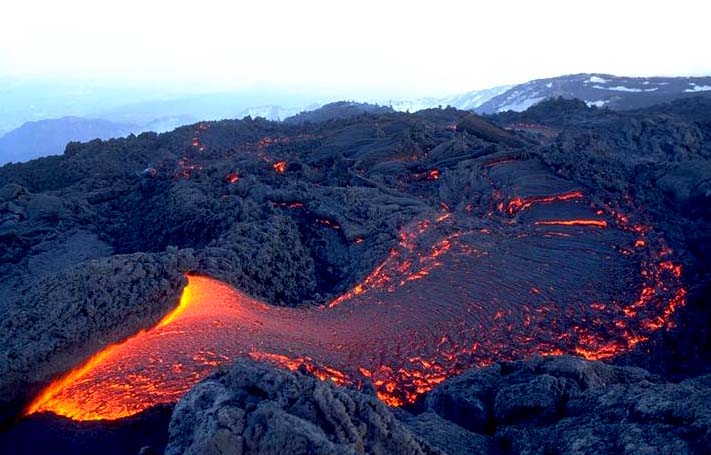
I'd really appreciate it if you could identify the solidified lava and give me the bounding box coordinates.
[25,181,686,420]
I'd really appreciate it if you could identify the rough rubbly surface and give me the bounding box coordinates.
[422,356,711,454]
[163,357,711,455]
[165,359,441,455]
[397,410,493,454]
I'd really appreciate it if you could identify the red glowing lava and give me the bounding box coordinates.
[273,160,287,174]
[316,218,341,230]
[176,157,202,179]
[504,191,584,215]
[224,172,240,184]
[534,219,608,228]
[24,187,687,421]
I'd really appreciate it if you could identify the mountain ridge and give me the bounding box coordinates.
[2,73,710,165]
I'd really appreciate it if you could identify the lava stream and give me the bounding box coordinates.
[25,188,686,420]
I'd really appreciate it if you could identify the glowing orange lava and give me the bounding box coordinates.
[534,219,608,228]
[224,172,239,184]
[273,160,287,174]
[504,191,584,215]
[24,285,195,421]
[24,191,686,422]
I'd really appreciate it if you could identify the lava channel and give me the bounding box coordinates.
[25,193,686,421]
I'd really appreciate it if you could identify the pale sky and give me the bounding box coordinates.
[1,0,710,97]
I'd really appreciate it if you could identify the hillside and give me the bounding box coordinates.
[0,117,138,165]
[283,101,394,124]
[476,73,711,113]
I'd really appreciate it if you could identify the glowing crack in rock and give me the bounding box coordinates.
[272,160,287,174]
[25,185,686,421]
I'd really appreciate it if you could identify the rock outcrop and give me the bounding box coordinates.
[167,356,711,455]
[164,356,711,454]
[165,359,440,455]
[420,356,711,454]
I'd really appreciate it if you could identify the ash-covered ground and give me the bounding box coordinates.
[0,98,710,454]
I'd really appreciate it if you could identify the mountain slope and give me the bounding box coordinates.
[390,85,513,113]
[0,117,138,165]
[476,73,711,113]
[283,101,393,124]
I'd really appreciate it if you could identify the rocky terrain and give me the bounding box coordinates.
[0,96,710,453]
[161,356,711,455]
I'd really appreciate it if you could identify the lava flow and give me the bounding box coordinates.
[24,163,687,421]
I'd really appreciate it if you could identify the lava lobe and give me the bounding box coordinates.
[25,162,686,420]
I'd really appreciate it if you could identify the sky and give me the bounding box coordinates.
[1,0,710,98]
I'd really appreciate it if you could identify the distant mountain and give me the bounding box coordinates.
[283,101,394,124]
[389,85,513,113]
[0,77,332,136]
[0,115,210,165]
[0,106,314,165]
[0,117,138,165]
[0,77,179,136]
[475,73,711,114]
[94,91,328,125]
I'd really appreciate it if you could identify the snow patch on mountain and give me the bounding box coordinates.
[685,84,711,93]
[587,76,609,84]
[498,96,546,112]
[389,85,512,113]
[593,85,659,93]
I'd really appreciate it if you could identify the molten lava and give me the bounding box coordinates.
[24,285,195,421]
[224,172,240,184]
[273,160,287,174]
[534,219,608,228]
[504,191,584,215]
[25,179,687,422]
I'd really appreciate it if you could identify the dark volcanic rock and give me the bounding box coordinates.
[165,359,441,455]
[423,356,711,454]
[0,404,173,455]
[425,363,500,433]
[283,101,394,125]
[165,357,711,455]
[398,410,493,454]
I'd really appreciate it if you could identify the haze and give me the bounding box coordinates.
[2,0,710,98]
